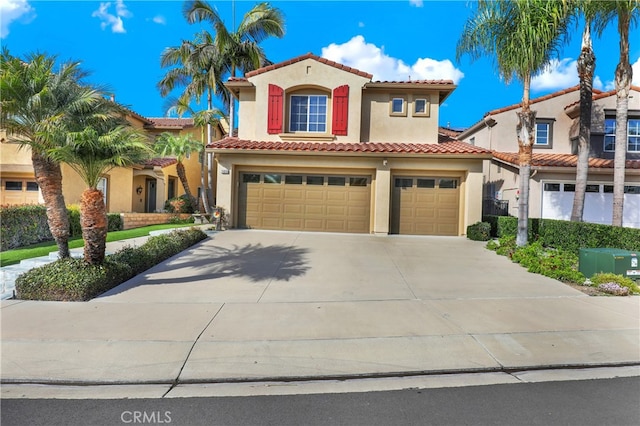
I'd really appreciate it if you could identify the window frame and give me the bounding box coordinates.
[534,119,554,148]
[604,117,640,153]
[288,94,328,133]
[412,97,430,117]
[389,95,408,117]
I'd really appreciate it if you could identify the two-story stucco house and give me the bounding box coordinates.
[457,85,640,228]
[207,53,491,236]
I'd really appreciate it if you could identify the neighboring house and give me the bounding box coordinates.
[207,53,491,236]
[457,85,640,228]
[0,110,224,213]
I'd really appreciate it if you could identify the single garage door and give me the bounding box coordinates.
[238,172,371,233]
[391,176,460,236]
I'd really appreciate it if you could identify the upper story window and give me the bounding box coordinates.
[290,95,327,132]
[534,120,553,148]
[389,96,407,116]
[412,98,430,117]
[604,118,640,152]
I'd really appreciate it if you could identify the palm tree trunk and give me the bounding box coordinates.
[612,9,631,227]
[516,75,536,247]
[32,152,70,258]
[571,22,595,222]
[80,188,107,264]
[201,90,212,214]
[176,161,196,207]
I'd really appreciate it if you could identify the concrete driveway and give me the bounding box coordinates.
[2,230,639,397]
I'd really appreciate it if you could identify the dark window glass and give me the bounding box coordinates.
[544,183,560,192]
[26,182,39,191]
[328,177,346,186]
[417,179,435,188]
[285,175,303,184]
[243,174,261,183]
[603,185,614,193]
[350,177,368,187]
[439,179,457,189]
[306,176,324,185]
[264,174,281,184]
[625,185,640,194]
[395,178,413,188]
[586,185,600,193]
[5,181,22,191]
[563,184,575,192]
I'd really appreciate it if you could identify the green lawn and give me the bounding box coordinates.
[0,223,196,267]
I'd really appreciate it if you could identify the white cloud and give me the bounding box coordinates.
[410,0,424,7]
[0,0,35,38]
[531,58,579,91]
[321,35,464,84]
[92,0,132,34]
[593,76,604,91]
[633,57,640,86]
[152,15,166,25]
[358,21,365,28]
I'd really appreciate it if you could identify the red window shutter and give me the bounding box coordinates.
[267,84,283,134]
[332,85,349,136]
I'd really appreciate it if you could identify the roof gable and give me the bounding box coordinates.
[245,53,373,80]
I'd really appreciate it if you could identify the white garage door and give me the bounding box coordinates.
[542,182,640,228]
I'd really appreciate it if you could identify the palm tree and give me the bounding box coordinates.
[47,121,152,264]
[593,1,640,226]
[154,132,202,209]
[183,0,285,134]
[0,49,104,258]
[457,0,571,247]
[167,98,226,214]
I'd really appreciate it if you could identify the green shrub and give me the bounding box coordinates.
[590,272,640,295]
[495,235,517,257]
[467,222,491,241]
[107,213,123,232]
[16,258,133,301]
[0,205,52,251]
[67,205,82,237]
[164,195,195,214]
[482,215,540,241]
[15,228,208,301]
[538,219,640,254]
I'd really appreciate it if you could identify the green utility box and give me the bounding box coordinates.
[579,248,640,281]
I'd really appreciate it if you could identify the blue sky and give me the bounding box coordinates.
[2,0,639,129]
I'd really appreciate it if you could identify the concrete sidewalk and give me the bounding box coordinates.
[1,230,639,398]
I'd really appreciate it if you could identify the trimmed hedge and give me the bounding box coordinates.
[483,215,640,254]
[0,204,123,251]
[15,228,207,301]
[466,222,491,241]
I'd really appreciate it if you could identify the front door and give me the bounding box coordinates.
[145,179,157,213]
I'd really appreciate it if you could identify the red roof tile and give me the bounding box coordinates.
[369,80,455,85]
[493,151,640,169]
[244,53,373,79]
[142,158,177,168]
[207,137,490,155]
[486,86,586,116]
[564,85,640,110]
[147,117,195,128]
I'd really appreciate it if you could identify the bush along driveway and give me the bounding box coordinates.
[15,228,207,301]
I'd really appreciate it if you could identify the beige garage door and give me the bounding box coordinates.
[238,172,371,233]
[391,176,460,236]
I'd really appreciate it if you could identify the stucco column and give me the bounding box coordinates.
[154,170,166,212]
[373,166,391,235]
[216,158,233,227]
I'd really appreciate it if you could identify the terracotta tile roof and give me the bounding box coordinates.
[369,80,455,85]
[486,86,585,116]
[564,85,640,110]
[141,158,177,168]
[244,53,373,79]
[207,137,490,155]
[439,126,463,138]
[147,117,194,128]
[492,151,640,169]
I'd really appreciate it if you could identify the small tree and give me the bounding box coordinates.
[154,132,202,209]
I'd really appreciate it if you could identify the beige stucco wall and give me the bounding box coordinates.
[214,152,484,236]
[361,90,440,143]
[240,58,371,142]
[61,164,134,212]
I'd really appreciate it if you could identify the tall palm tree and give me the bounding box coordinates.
[457,0,571,246]
[183,0,285,134]
[154,132,202,208]
[47,121,152,264]
[593,0,639,226]
[0,49,104,258]
[167,98,226,214]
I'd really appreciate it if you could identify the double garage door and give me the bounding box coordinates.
[237,172,460,235]
[238,172,371,233]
